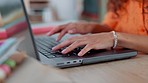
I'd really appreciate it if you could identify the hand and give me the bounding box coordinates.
[52,32,114,56]
[47,21,96,41]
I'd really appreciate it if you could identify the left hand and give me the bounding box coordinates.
[52,32,114,56]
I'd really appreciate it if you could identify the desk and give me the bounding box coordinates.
[4,51,148,83]
[6,53,148,83]
[64,53,148,83]
[6,56,72,83]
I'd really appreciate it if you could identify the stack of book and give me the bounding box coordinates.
[0,0,27,39]
[0,38,16,64]
[0,37,26,82]
[28,0,50,23]
[0,52,26,83]
[0,0,54,39]
[30,0,49,10]
[0,17,28,39]
[0,21,53,39]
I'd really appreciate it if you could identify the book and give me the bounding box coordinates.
[30,0,49,10]
[0,0,54,39]
[32,26,53,35]
[0,17,28,39]
[0,42,3,46]
[28,0,50,23]
[0,1,28,39]
[0,9,54,39]
[0,25,54,39]
[0,0,23,25]
[0,38,16,64]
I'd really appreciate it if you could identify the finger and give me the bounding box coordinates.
[47,25,65,36]
[78,45,92,56]
[57,29,67,41]
[67,23,78,34]
[68,29,77,34]
[46,30,60,36]
[52,39,73,51]
[62,41,86,54]
[47,28,61,36]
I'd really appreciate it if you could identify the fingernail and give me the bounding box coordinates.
[78,53,82,56]
[52,47,56,51]
[62,49,66,54]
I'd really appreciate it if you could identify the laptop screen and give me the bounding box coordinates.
[0,0,39,61]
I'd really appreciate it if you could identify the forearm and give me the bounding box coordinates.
[117,32,148,53]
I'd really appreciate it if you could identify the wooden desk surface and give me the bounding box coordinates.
[64,54,148,83]
[6,57,72,83]
[5,53,148,83]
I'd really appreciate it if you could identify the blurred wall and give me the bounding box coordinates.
[50,0,82,21]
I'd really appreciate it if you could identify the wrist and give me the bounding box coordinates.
[116,32,128,48]
[91,23,113,33]
[88,22,99,33]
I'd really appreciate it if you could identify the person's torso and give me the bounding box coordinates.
[115,0,148,35]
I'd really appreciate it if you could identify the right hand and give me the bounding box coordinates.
[47,21,96,41]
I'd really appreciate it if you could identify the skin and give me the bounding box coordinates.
[47,22,114,56]
[52,32,114,56]
[47,21,148,56]
[47,21,112,41]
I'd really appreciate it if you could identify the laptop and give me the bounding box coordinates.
[0,0,137,68]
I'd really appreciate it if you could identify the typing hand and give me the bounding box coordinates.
[52,32,114,56]
[47,21,95,41]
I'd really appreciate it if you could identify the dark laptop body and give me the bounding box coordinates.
[0,0,137,68]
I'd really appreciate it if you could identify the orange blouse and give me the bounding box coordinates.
[103,0,148,35]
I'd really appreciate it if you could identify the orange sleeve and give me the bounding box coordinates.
[102,11,119,30]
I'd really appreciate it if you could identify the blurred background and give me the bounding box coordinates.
[0,0,108,39]
[0,0,108,62]
[25,0,108,24]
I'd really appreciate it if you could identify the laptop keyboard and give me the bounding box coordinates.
[35,36,105,59]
